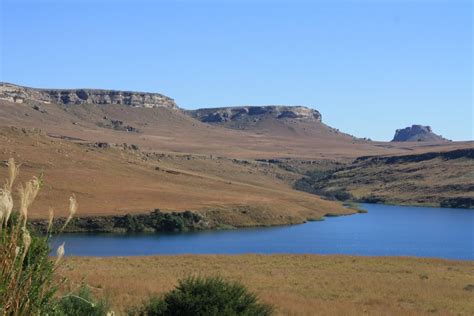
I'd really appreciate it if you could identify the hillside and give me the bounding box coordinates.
[1,82,466,160]
[295,148,474,208]
[187,105,358,143]
[0,127,353,225]
[0,82,471,220]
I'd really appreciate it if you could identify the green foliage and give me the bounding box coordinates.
[333,190,352,201]
[128,296,167,316]
[360,194,385,204]
[0,220,58,315]
[294,167,357,202]
[119,210,199,233]
[133,276,273,316]
[304,169,333,181]
[55,285,110,316]
[1,158,93,315]
[124,214,146,233]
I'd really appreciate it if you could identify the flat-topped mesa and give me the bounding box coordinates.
[0,82,178,109]
[189,106,322,123]
[391,125,449,142]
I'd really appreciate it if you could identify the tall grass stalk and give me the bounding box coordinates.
[0,158,75,315]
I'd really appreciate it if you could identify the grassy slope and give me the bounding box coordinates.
[64,255,474,315]
[0,127,352,225]
[295,152,474,208]
[1,99,469,160]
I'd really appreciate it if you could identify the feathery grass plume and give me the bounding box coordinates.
[47,208,55,234]
[18,177,41,227]
[1,158,73,315]
[21,227,32,263]
[62,194,78,231]
[14,246,20,260]
[0,187,13,227]
[55,242,65,266]
[6,158,19,191]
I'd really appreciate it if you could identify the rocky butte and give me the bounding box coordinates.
[391,125,449,142]
[0,82,178,109]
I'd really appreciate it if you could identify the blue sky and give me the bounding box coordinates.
[1,0,472,141]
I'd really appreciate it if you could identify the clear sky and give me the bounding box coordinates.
[1,0,472,141]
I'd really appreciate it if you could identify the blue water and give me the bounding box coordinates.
[51,204,474,259]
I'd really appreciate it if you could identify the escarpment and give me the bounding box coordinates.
[188,106,322,124]
[0,82,178,109]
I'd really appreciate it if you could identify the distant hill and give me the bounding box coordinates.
[391,125,449,142]
[0,82,467,163]
[0,82,472,222]
[186,105,360,143]
[2,82,439,159]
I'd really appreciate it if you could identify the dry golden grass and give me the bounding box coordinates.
[312,156,474,207]
[0,99,469,160]
[0,127,352,225]
[64,255,474,315]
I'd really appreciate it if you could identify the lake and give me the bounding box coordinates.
[51,203,474,259]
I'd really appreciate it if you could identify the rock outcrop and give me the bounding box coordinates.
[391,125,449,142]
[188,106,322,124]
[0,82,178,109]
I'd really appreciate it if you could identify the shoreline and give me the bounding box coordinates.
[31,205,361,234]
[31,201,473,235]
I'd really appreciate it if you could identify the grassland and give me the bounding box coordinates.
[1,98,469,160]
[295,149,474,208]
[0,127,353,227]
[64,255,474,315]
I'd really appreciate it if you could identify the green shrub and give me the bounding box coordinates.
[124,214,146,232]
[333,190,353,201]
[56,285,110,316]
[132,276,273,316]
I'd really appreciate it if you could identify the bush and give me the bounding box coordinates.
[56,285,110,316]
[132,276,273,316]
[124,214,146,232]
[333,190,353,201]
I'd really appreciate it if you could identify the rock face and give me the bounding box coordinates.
[0,82,178,109]
[188,106,322,124]
[391,125,448,142]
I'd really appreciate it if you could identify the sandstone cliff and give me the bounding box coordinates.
[188,106,322,124]
[0,82,178,109]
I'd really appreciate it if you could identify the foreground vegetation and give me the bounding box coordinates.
[65,255,474,315]
[0,158,273,315]
[130,276,273,316]
[0,159,110,315]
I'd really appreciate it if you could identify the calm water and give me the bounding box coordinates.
[52,204,474,259]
